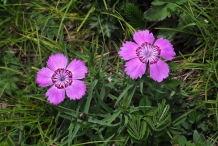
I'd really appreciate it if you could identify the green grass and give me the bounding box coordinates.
[0,0,217,145]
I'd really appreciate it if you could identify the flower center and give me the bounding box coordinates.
[51,68,73,89]
[136,42,161,64]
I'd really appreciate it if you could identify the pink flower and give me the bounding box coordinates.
[118,30,176,82]
[36,53,88,105]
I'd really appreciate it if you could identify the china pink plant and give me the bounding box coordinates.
[118,30,176,82]
[36,53,88,105]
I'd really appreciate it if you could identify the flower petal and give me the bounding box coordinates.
[66,59,88,80]
[47,53,68,71]
[124,58,146,79]
[133,30,155,46]
[149,60,169,82]
[46,85,65,105]
[66,80,86,100]
[154,38,176,60]
[36,67,53,87]
[118,41,138,61]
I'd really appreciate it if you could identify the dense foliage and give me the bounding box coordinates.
[0,0,217,145]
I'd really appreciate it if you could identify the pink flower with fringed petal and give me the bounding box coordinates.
[36,53,88,105]
[118,30,176,82]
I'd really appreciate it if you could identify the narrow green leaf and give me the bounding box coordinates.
[126,85,136,106]
[114,84,134,107]
[102,110,121,124]
[7,135,16,146]
[68,123,80,146]
[84,79,98,114]
[88,116,121,127]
